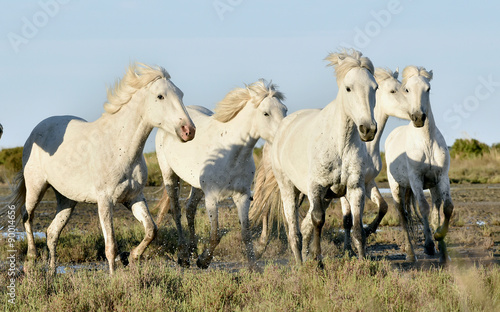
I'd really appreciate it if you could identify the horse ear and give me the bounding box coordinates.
[246,86,258,98]
[393,67,399,79]
[428,70,433,81]
[337,54,346,65]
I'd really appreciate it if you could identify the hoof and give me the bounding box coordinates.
[405,254,417,263]
[316,259,324,270]
[196,257,210,269]
[254,242,267,260]
[343,248,356,258]
[363,226,374,237]
[424,243,436,256]
[177,257,190,268]
[115,252,130,266]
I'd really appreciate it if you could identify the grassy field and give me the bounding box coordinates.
[1,182,499,311]
[1,257,499,311]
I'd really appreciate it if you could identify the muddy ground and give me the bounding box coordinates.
[1,183,499,271]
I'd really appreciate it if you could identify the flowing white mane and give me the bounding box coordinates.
[104,63,170,114]
[324,49,374,86]
[374,67,399,84]
[213,79,285,123]
[401,66,433,88]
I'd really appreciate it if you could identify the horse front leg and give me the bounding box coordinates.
[340,197,354,256]
[186,187,204,258]
[410,182,435,257]
[308,193,327,269]
[97,198,117,274]
[432,180,454,263]
[197,196,220,269]
[346,185,366,259]
[125,194,158,265]
[281,187,302,265]
[233,192,256,268]
[164,179,190,267]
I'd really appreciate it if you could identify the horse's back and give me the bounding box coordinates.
[24,115,87,163]
[187,105,214,117]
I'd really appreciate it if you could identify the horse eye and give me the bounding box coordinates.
[346,87,351,92]
[157,94,164,100]
[390,90,396,94]
[405,88,409,93]
[264,112,270,117]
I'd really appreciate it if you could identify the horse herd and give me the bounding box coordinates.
[0,49,453,275]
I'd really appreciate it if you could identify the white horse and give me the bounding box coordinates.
[155,80,287,269]
[268,49,377,267]
[251,67,418,259]
[385,66,454,263]
[0,63,195,274]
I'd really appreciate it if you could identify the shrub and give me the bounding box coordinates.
[144,152,162,186]
[0,147,23,182]
[450,138,490,159]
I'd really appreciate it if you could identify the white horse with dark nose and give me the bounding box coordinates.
[267,49,377,267]
[385,66,454,263]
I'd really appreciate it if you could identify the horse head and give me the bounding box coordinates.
[106,63,195,142]
[146,76,196,141]
[327,50,378,142]
[401,65,433,128]
[246,80,287,143]
[374,67,413,121]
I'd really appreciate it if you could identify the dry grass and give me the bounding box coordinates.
[1,257,499,311]
[448,150,500,184]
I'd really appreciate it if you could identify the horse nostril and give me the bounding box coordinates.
[359,125,367,135]
[421,113,427,123]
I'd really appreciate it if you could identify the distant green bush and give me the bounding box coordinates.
[450,138,490,159]
[144,152,163,186]
[0,146,23,174]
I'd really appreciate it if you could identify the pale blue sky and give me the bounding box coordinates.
[1,0,500,152]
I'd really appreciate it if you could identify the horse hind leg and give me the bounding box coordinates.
[47,190,76,274]
[23,175,49,266]
[233,192,256,268]
[186,187,204,258]
[391,184,416,262]
[365,181,388,237]
[300,208,313,261]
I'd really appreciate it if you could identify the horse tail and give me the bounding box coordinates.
[155,187,171,225]
[0,171,27,231]
[249,143,283,230]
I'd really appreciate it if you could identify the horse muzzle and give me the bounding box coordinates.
[411,112,426,128]
[358,123,377,142]
[177,123,196,142]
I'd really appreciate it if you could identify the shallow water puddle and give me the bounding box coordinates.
[2,231,46,240]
